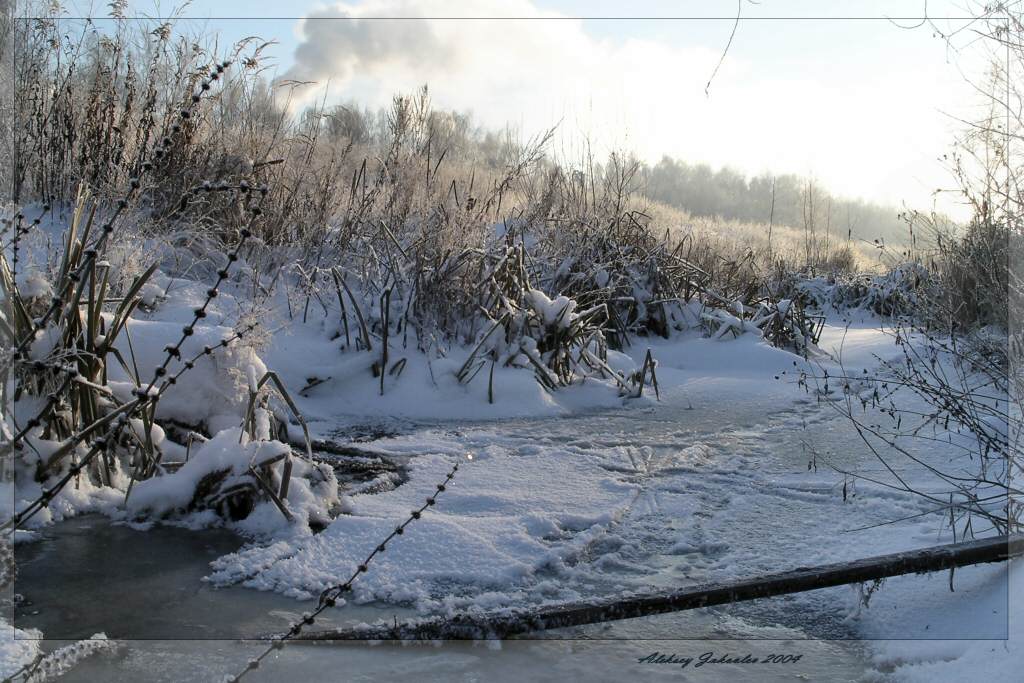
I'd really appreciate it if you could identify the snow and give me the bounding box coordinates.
[208,448,639,602]
[196,313,1016,680]
[4,248,1018,680]
[202,320,948,617]
[13,271,52,301]
[525,289,576,329]
[125,427,339,535]
[138,282,165,308]
[108,317,267,430]
[127,429,285,516]
[864,561,1018,681]
[0,621,41,679]
[259,328,642,423]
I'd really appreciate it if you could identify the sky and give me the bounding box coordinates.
[62,0,999,220]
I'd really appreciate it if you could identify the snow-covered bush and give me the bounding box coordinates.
[127,427,337,530]
[1,194,159,447]
[779,262,930,318]
[752,298,823,355]
[695,295,822,356]
[453,245,613,391]
[2,189,337,533]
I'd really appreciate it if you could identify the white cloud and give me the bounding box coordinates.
[283,0,984,218]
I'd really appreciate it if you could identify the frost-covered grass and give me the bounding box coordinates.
[0,6,896,573]
[2,5,1019,681]
[1,207,1017,681]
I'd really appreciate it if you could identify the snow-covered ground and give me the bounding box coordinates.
[2,257,1018,681]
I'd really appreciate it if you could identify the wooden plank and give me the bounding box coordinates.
[296,534,1024,641]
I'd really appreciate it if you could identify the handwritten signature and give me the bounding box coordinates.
[638,652,804,669]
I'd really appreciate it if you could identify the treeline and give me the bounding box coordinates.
[641,157,911,246]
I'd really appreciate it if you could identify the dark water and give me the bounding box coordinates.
[13,515,412,640]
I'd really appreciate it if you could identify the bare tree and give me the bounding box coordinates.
[814,1,1023,536]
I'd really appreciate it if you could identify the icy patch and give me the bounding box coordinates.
[208,447,639,605]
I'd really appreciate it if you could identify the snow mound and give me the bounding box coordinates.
[109,319,267,431]
[127,427,339,536]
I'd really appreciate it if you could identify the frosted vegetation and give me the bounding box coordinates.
[0,2,1020,682]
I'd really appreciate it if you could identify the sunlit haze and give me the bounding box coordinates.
[69,0,1001,220]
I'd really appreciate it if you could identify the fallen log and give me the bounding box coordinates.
[295,534,1024,641]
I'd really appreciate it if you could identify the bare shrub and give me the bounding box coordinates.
[808,2,1023,536]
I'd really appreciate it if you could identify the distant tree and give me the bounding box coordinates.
[639,156,911,245]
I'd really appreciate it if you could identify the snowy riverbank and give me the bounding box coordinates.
[4,296,1018,680]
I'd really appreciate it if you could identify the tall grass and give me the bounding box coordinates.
[2,2,893,419]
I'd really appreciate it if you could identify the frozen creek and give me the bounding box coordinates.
[12,334,1010,682]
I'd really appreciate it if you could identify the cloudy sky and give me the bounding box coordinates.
[93,1,995,219]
